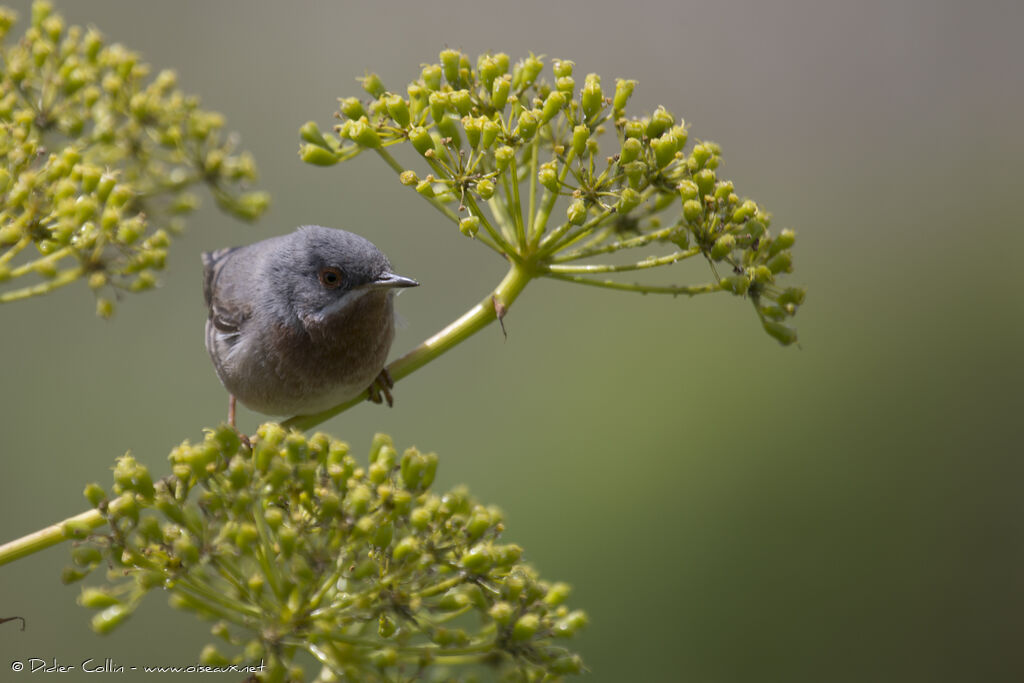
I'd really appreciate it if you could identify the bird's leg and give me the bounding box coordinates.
[228,394,236,428]
[367,368,394,407]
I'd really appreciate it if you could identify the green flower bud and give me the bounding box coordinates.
[476,178,495,199]
[732,199,758,223]
[545,581,572,606]
[694,168,716,197]
[719,274,750,295]
[581,73,603,120]
[538,162,559,192]
[495,145,515,171]
[491,74,511,111]
[415,179,435,197]
[511,614,540,641]
[421,63,442,91]
[571,124,589,157]
[623,119,645,140]
[459,215,480,237]
[461,544,493,573]
[652,132,679,169]
[440,49,462,85]
[392,535,419,564]
[428,91,448,122]
[769,228,796,256]
[299,120,328,147]
[515,110,539,141]
[91,604,132,635]
[556,75,576,96]
[406,126,433,157]
[714,180,735,201]
[300,144,339,166]
[360,72,385,98]
[683,199,704,224]
[79,588,121,610]
[346,120,381,149]
[567,199,587,225]
[436,113,461,147]
[763,320,798,346]
[613,78,637,112]
[690,143,713,169]
[384,94,410,127]
[778,287,806,306]
[95,298,114,318]
[450,89,472,116]
[410,506,431,530]
[399,170,418,186]
[553,59,574,78]
[540,91,566,124]
[200,645,231,668]
[767,251,793,274]
[616,187,642,214]
[711,233,736,261]
[619,137,642,164]
[369,648,398,669]
[71,545,103,566]
[550,654,585,675]
[516,54,543,88]
[480,117,500,149]
[647,105,674,138]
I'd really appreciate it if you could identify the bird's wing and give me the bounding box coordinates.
[201,247,250,336]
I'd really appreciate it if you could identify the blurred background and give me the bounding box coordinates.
[2,1,1022,681]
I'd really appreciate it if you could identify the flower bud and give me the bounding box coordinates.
[616,188,641,214]
[440,49,461,85]
[408,126,434,156]
[647,105,674,138]
[619,137,641,165]
[613,78,637,112]
[491,74,511,111]
[623,119,645,139]
[767,251,792,274]
[346,120,381,149]
[538,163,559,192]
[495,145,515,171]
[652,132,679,169]
[711,234,736,261]
[511,614,540,641]
[556,75,575,95]
[769,228,796,256]
[515,54,543,88]
[91,604,132,635]
[581,73,603,120]
[714,180,735,201]
[763,320,798,346]
[421,63,442,91]
[399,170,418,186]
[515,110,539,141]
[570,124,589,157]
[392,536,419,564]
[694,168,716,197]
[567,199,587,225]
[300,144,338,166]
[360,72,385,98]
[719,274,750,295]
[690,143,713,169]
[450,89,472,116]
[461,544,493,573]
[480,117,500,149]
[415,179,435,197]
[384,94,410,127]
[732,199,758,223]
[540,91,566,124]
[461,116,482,148]
[459,215,480,238]
[778,287,806,306]
[682,199,704,224]
[476,178,495,199]
[299,120,328,147]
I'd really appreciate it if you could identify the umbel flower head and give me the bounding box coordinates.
[300,49,805,345]
[67,425,586,682]
[0,1,268,316]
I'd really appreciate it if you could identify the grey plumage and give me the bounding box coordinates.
[203,225,417,416]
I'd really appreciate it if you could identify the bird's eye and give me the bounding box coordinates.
[318,266,344,289]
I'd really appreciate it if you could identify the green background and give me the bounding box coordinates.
[2,1,1022,681]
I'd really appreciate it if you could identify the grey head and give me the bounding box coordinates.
[262,225,417,327]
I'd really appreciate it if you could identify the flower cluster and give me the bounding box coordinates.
[0,1,268,315]
[300,49,803,344]
[66,425,586,682]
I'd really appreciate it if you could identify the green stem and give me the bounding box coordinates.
[0,266,84,304]
[282,261,534,432]
[543,270,720,296]
[541,248,700,274]
[375,148,461,225]
[552,225,678,263]
[0,508,105,566]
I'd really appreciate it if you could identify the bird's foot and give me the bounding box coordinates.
[367,368,394,407]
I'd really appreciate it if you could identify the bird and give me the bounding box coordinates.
[202,225,418,425]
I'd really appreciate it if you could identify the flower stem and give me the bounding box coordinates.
[0,508,105,567]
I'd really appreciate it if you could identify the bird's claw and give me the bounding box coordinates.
[367,368,394,407]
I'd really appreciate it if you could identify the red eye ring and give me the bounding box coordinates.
[318,266,344,289]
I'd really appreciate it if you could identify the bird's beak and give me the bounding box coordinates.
[363,272,419,290]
